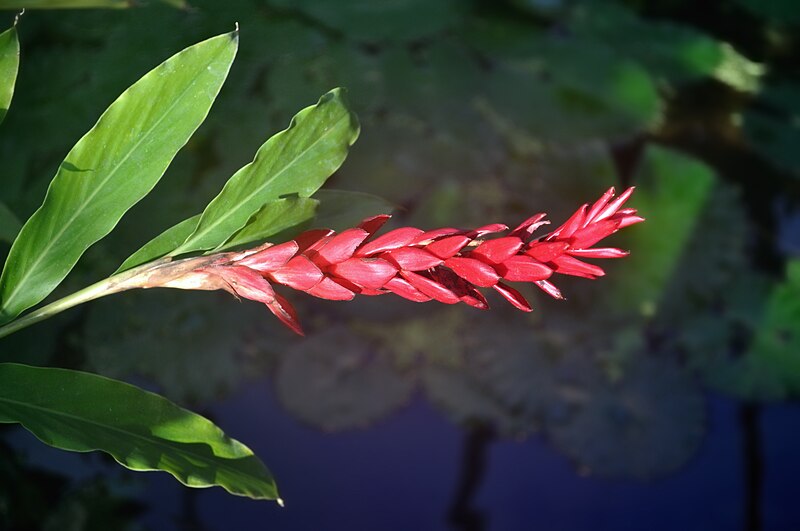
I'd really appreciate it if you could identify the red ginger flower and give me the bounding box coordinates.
[165,187,643,335]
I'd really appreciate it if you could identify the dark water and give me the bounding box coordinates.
[2,1,800,530]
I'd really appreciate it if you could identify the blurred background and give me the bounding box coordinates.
[1,0,800,529]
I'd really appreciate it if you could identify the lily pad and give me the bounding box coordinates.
[546,355,706,479]
[275,327,415,431]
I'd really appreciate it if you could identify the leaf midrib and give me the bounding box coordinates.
[0,394,271,494]
[1,42,228,313]
[176,110,350,254]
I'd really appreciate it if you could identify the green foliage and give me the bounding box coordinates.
[745,82,800,176]
[0,0,129,7]
[612,146,716,314]
[0,363,279,500]
[0,25,18,126]
[170,88,360,255]
[732,0,800,25]
[269,0,464,42]
[0,0,185,8]
[0,22,379,502]
[0,31,238,323]
[704,261,800,401]
[567,2,763,91]
[0,201,20,243]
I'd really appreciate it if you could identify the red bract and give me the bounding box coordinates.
[178,187,644,335]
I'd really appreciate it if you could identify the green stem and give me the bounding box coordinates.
[0,254,222,340]
[0,276,124,338]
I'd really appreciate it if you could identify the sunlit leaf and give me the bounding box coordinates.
[0,31,238,323]
[0,25,19,126]
[171,88,359,256]
[0,201,20,243]
[0,363,279,500]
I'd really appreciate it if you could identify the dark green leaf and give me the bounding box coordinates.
[0,201,20,243]
[0,25,19,126]
[0,31,238,323]
[0,363,280,500]
[171,88,359,255]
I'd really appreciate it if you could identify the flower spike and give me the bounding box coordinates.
[158,188,643,334]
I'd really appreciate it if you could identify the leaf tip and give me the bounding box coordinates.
[277,497,285,507]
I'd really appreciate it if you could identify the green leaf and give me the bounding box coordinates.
[115,215,201,273]
[171,88,360,256]
[118,189,390,272]
[216,196,319,252]
[0,201,20,243]
[0,363,280,500]
[0,31,238,323]
[0,25,19,126]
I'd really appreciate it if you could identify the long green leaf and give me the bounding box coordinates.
[115,214,201,273]
[0,31,238,323]
[215,196,319,252]
[171,88,360,256]
[0,201,20,243]
[0,363,280,500]
[0,25,19,126]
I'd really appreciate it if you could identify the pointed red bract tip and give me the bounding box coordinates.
[163,187,640,334]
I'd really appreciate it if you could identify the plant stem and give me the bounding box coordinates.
[0,254,222,340]
[0,275,130,339]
